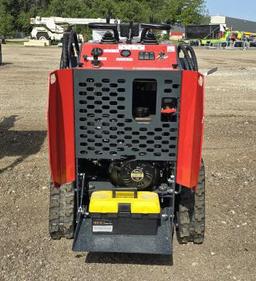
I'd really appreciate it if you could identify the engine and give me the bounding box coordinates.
[109,160,160,190]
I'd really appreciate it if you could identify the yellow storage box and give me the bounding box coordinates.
[89,190,160,214]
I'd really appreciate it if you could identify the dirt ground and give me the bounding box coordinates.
[0,45,255,281]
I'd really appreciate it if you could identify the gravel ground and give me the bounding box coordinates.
[0,45,256,281]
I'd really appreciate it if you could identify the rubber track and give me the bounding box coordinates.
[49,183,75,239]
[176,162,205,244]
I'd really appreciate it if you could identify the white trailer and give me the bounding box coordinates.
[210,16,256,33]
[30,16,119,42]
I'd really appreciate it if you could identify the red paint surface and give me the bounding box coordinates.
[48,69,75,186]
[170,32,184,36]
[80,43,177,70]
[48,43,204,188]
[161,108,177,114]
[176,71,204,188]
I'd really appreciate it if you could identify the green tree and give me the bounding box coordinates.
[178,0,205,24]
[0,12,14,36]
[89,0,121,19]
[0,0,206,36]
[158,0,205,25]
[47,0,89,17]
[117,0,151,22]
[0,0,14,35]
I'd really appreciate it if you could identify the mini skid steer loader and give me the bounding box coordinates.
[48,22,205,257]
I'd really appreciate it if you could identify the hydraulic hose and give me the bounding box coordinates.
[60,28,80,69]
[178,44,198,71]
[186,45,198,71]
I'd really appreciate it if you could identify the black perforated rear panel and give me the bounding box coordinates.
[74,70,181,161]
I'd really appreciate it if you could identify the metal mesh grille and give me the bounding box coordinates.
[74,70,181,161]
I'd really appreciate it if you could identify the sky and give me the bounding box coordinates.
[206,0,256,21]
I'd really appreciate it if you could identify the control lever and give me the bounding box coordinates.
[91,47,103,67]
[140,23,171,43]
[88,23,119,42]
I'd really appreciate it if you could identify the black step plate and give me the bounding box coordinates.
[72,217,172,255]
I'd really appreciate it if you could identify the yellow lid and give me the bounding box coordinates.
[89,191,160,214]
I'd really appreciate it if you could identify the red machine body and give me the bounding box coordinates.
[47,23,207,256]
[177,71,204,187]
[48,43,204,188]
[48,69,75,185]
[80,43,178,70]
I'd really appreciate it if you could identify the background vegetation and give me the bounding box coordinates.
[0,0,206,36]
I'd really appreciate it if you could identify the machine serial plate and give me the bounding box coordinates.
[92,225,113,232]
[92,219,113,233]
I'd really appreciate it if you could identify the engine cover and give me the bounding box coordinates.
[109,160,160,190]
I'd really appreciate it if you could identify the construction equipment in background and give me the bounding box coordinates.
[185,24,227,46]
[185,23,256,47]
[0,35,4,65]
[30,16,119,42]
[47,21,207,261]
[0,35,5,44]
[0,42,2,65]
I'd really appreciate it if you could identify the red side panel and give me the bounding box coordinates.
[48,69,75,186]
[176,71,205,188]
